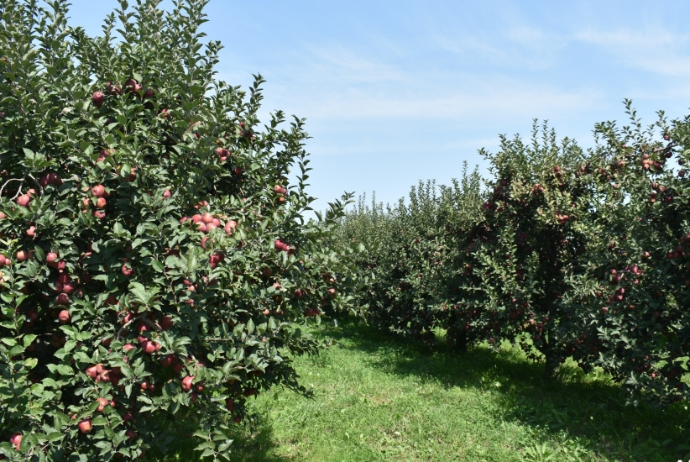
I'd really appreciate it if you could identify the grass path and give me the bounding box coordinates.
[160,323,690,461]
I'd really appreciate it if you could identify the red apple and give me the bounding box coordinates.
[62,282,76,294]
[10,433,22,450]
[123,343,136,352]
[17,195,31,207]
[56,294,69,305]
[201,212,214,224]
[181,375,194,391]
[92,91,105,108]
[96,397,109,412]
[125,79,141,94]
[121,264,133,277]
[96,197,106,209]
[91,185,105,197]
[78,419,92,434]
[46,252,58,266]
[225,398,235,412]
[224,220,237,235]
[163,189,171,198]
[106,82,121,95]
[58,310,70,323]
[142,341,156,354]
[16,250,29,262]
[160,315,174,330]
[125,429,137,440]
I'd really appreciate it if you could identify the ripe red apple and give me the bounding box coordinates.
[96,397,109,412]
[106,82,121,95]
[56,293,69,305]
[121,264,133,277]
[17,194,31,207]
[125,429,137,440]
[58,310,70,323]
[262,267,272,278]
[225,398,235,412]
[142,341,156,354]
[96,197,106,209]
[160,315,174,330]
[92,91,105,108]
[91,185,105,197]
[10,433,22,451]
[224,220,237,235]
[46,252,58,266]
[201,212,214,224]
[181,375,194,391]
[61,282,76,294]
[47,172,61,185]
[163,189,171,198]
[78,419,92,434]
[0,254,6,267]
[123,343,135,352]
[85,365,100,379]
[143,88,155,98]
[125,79,141,94]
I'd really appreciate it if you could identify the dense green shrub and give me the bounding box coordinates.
[0,0,355,460]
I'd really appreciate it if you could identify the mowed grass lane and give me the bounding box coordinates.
[155,323,690,462]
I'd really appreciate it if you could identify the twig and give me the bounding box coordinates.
[0,177,24,198]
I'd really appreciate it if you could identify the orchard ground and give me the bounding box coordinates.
[152,322,690,462]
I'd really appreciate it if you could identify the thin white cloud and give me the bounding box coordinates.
[574,29,690,77]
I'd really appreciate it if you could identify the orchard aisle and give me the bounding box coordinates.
[161,324,690,462]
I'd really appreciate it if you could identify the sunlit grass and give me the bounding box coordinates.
[154,321,690,461]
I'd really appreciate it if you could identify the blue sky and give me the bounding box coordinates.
[64,0,690,210]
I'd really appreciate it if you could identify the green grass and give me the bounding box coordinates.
[155,322,690,461]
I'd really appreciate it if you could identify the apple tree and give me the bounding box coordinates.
[0,0,355,460]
